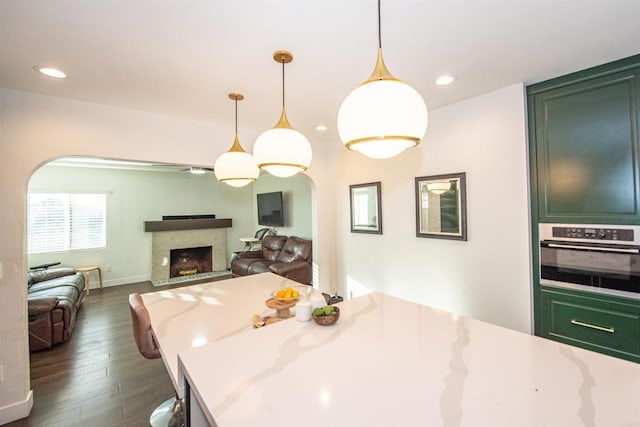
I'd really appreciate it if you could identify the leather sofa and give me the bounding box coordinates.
[231,235,312,284]
[27,267,86,351]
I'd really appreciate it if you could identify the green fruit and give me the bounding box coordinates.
[323,306,334,316]
[313,307,324,317]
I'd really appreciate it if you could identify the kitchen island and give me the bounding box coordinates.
[140,272,304,398]
[179,292,640,426]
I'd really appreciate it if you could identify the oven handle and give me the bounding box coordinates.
[546,243,640,254]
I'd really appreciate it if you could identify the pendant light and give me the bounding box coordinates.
[253,50,312,178]
[337,0,428,159]
[214,93,260,187]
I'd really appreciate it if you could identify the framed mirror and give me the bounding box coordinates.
[350,181,382,234]
[415,172,467,240]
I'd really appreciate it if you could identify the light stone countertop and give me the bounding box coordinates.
[141,272,306,397]
[178,292,640,427]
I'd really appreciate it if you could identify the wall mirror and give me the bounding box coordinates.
[415,172,467,240]
[350,181,382,234]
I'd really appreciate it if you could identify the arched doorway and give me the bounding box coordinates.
[20,156,317,422]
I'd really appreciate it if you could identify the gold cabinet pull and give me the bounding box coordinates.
[571,319,615,333]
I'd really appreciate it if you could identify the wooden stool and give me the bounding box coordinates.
[75,266,103,295]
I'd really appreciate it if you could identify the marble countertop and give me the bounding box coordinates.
[179,292,640,426]
[141,272,305,396]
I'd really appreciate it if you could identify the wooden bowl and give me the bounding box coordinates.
[312,306,340,326]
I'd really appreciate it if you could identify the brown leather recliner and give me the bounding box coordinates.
[27,268,85,351]
[231,235,312,284]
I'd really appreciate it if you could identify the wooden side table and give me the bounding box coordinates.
[75,266,103,295]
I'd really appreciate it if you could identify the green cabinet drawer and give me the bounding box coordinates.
[541,288,640,362]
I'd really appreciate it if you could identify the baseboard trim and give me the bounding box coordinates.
[0,390,33,424]
[88,274,151,289]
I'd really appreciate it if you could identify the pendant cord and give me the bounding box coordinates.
[377,0,381,49]
[234,98,238,133]
[281,59,285,108]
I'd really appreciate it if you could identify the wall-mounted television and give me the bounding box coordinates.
[257,191,284,227]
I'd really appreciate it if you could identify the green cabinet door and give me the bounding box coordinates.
[528,57,640,224]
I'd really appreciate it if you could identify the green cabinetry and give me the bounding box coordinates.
[540,287,640,363]
[528,55,640,361]
[528,55,640,224]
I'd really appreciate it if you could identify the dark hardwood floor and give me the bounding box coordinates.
[8,281,187,427]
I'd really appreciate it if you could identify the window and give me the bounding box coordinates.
[353,190,370,227]
[28,193,107,254]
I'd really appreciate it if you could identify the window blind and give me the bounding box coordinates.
[28,193,106,254]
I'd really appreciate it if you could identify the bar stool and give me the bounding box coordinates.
[129,293,184,427]
[75,266,103,295]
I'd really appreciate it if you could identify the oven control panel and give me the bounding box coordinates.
[552,226,634,241]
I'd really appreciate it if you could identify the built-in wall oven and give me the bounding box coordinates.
[539,224,640,299]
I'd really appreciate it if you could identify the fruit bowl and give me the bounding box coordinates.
[270,285,312,302]
[312,305,340,326]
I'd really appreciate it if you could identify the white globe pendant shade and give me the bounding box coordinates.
[253,112,312,178]
[214,140,260,187]
[338,49,428,160]
[338,79,428,159]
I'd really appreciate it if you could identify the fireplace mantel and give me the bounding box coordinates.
[144,218,232,232]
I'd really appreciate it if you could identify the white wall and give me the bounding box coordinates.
[251,173,312,240]
[27,165,255,286]
[0,88,334,423]
[0,84,532,423]
[336,84,532,333]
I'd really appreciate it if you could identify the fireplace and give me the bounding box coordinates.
[146,217,232,285]
[169,246,212,278]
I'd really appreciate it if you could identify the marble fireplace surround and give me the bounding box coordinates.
[145,218,232,284]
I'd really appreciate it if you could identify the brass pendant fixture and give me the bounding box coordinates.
[213,93,260,187]
[253,50,312,178]
[337,0,429,159]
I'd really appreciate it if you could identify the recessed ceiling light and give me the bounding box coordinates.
[33,66,67,79]
[315,124,328,132]
[435,75,455,86]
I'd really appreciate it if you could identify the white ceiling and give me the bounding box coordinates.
[2,0,640,147]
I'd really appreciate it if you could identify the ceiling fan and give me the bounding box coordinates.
[183,166,215,175]
[150,163,215,174]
